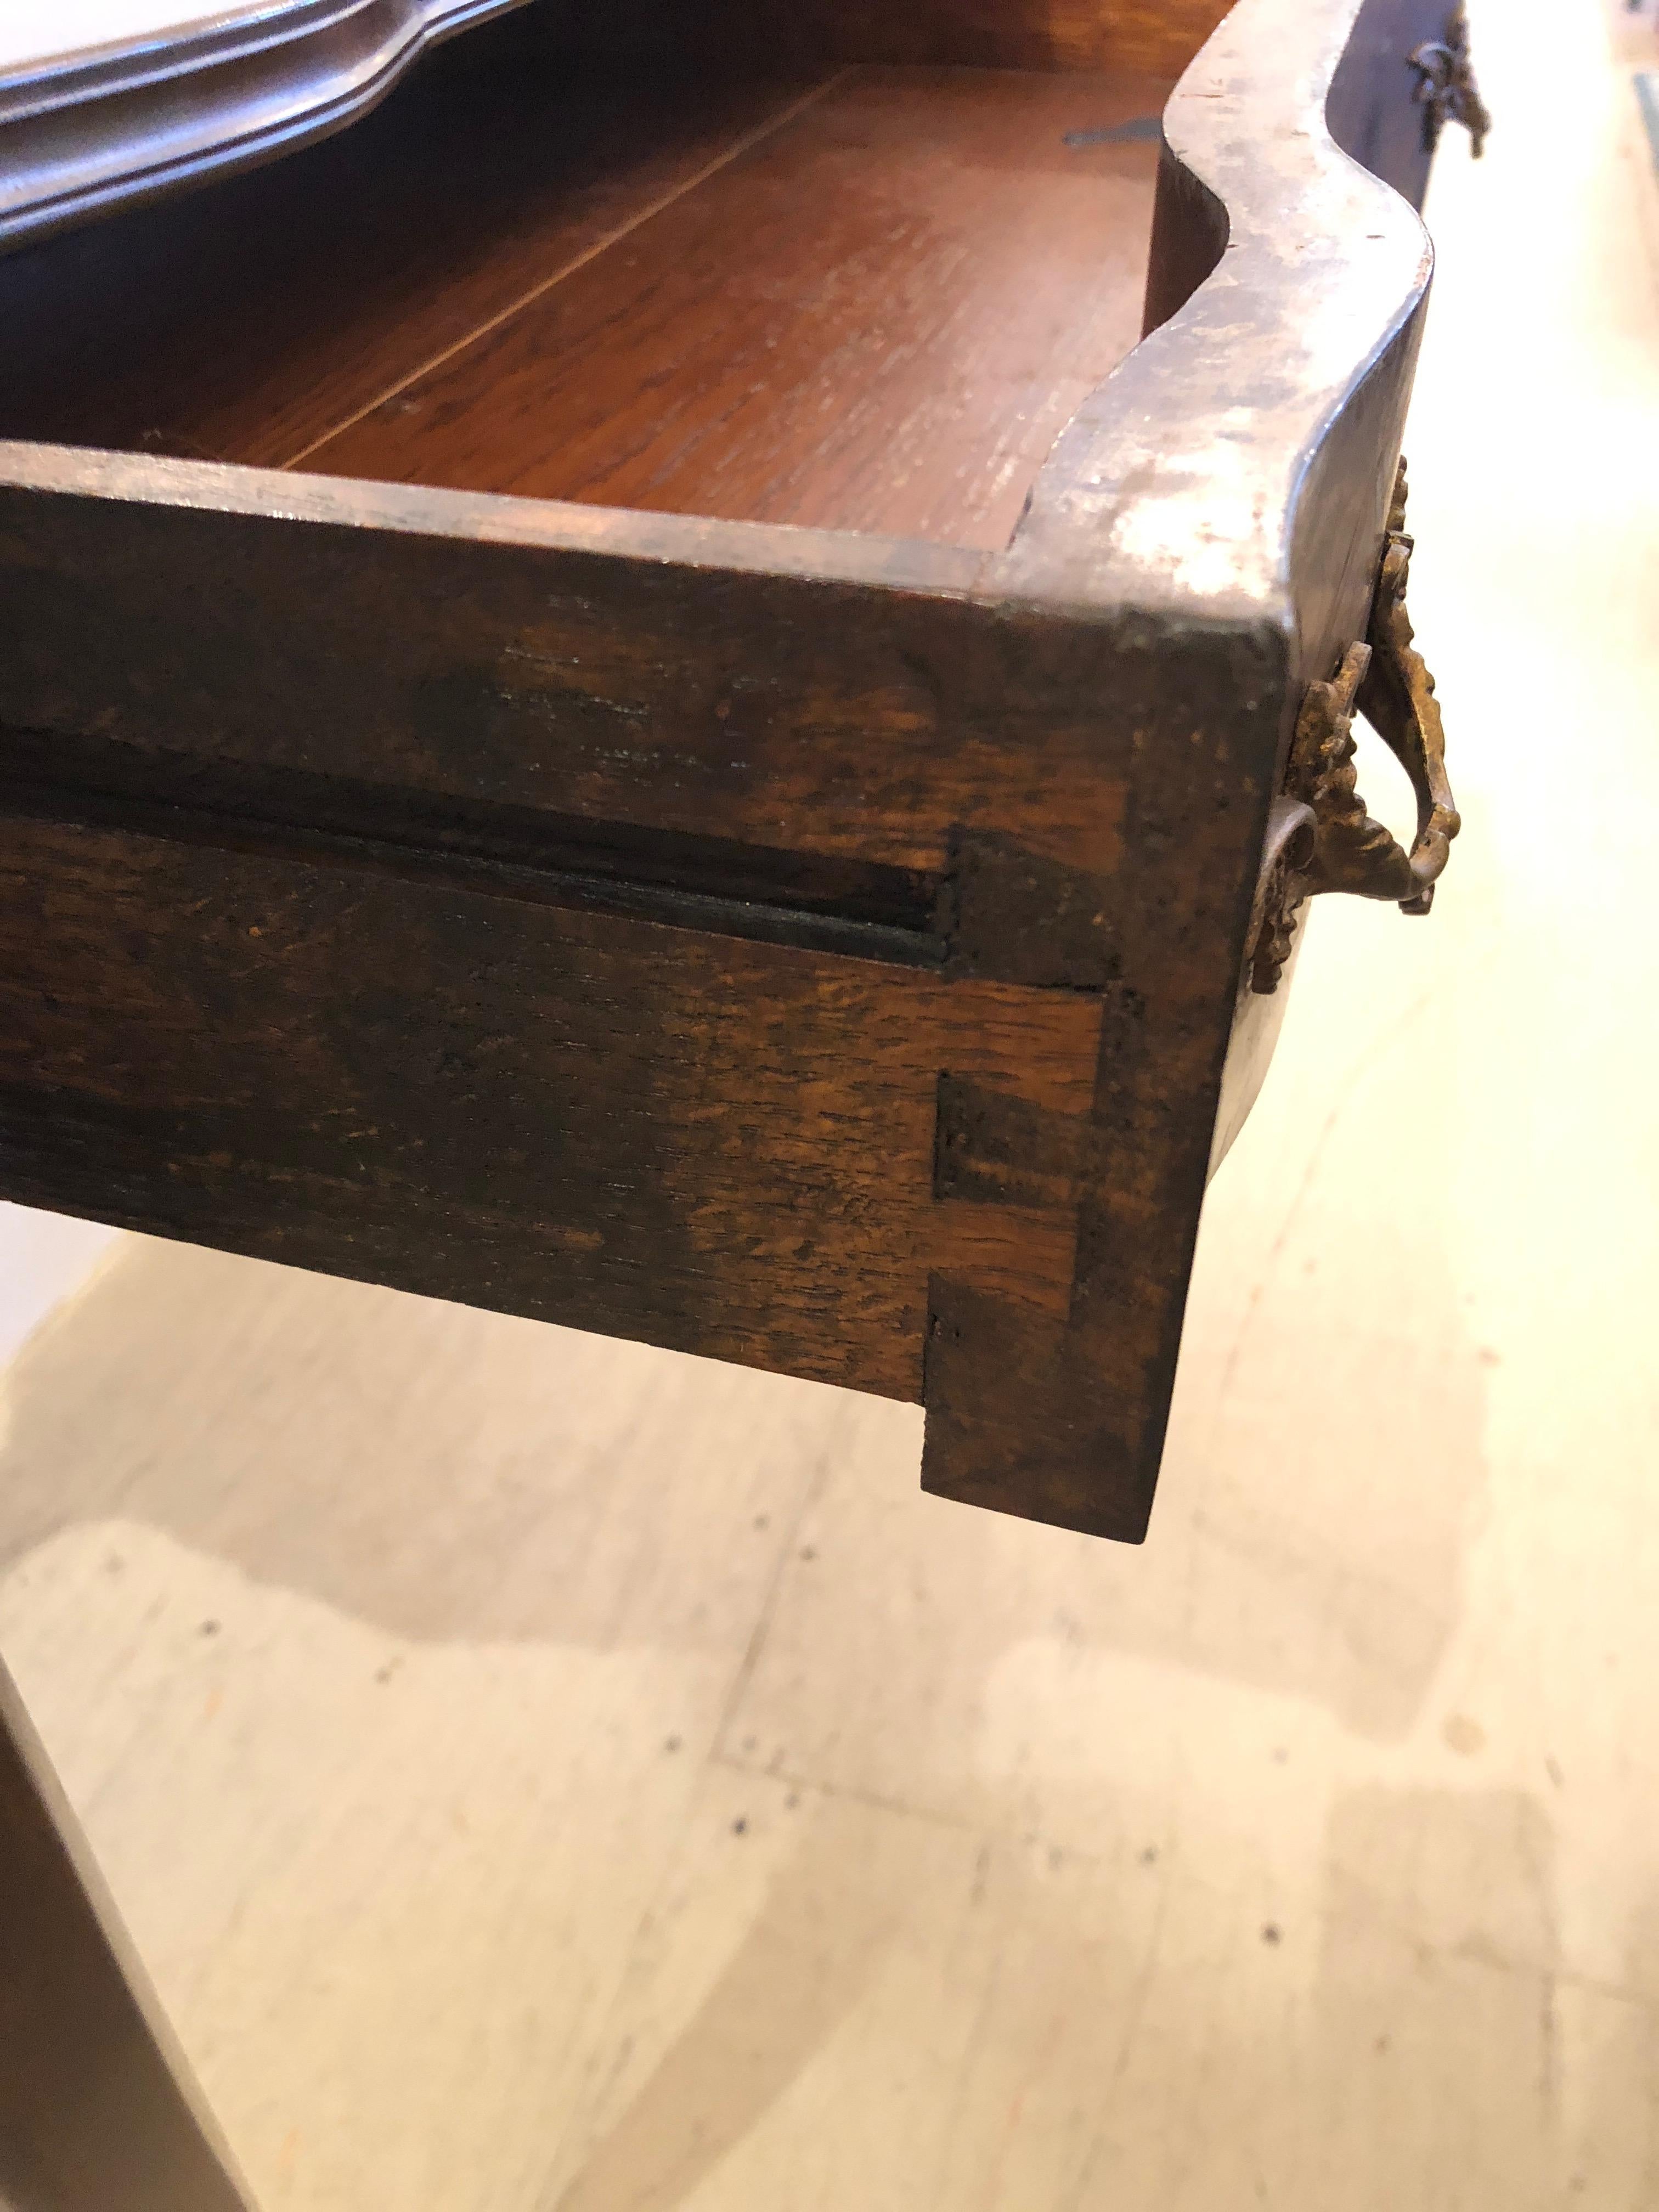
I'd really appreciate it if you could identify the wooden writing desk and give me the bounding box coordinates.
[0,1,1483,2192]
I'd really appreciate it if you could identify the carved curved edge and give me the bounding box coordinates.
[0,0,1442,622]
[979,0,1455,1187]
[0,0,534,248]
[991,0,1436,640]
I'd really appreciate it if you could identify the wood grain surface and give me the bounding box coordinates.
[0,809,1100,1402]
[0,0,1449,1542]
[0,33,823,471]
[0,475,1144,940]
[305,64,1171,546]
[0,50,1170,550]
[0,431,1288,1539]
[1,26,1602,2198]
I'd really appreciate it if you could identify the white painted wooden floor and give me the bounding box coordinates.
[2,1,1656,2202]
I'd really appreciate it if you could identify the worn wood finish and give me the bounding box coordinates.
[0,501,1278,1536]
[0,462,1128,953]
[1327,0,1454,211]
[304,64,1170,545]
[0,1662,252,2211]
[0,443,1280,1547]
[0,806,1104,1402]
[0,0,1455,1545]
[895,0,1450,1530]
[1005,0,1447,1233]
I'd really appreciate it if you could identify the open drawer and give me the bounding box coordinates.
[0,0,1482,1539]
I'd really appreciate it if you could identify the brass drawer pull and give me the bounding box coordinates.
[1251,463,1460,994]
[1410,6,1492,156]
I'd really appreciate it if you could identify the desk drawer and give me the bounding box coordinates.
[0,0,1481,1536]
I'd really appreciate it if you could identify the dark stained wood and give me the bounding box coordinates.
[0,12,1470,2205]
[1141,139,1228,337]
[0,0,1458,1548]
[0,807,1098,1401]
[0,0,548,256]
[304,64,1171,546]
[0,472,1280,1536]
[0,1662,252,2212]
[1327,0,1457,211]
[0,29,823,470]
[0,470,1139,949]
[924,0,1446,1531]
[921,615,1285,1541]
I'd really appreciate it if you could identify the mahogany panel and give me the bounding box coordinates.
[306,64,1171,546]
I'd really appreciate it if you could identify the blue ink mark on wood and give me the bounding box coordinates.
[1063,117,1162,147]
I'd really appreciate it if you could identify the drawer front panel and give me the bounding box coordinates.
[0,809,1099,1401]
[0,479,1135,895]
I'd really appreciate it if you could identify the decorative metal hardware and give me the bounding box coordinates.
[1246,798,1317,997]
[1410,7,1491,157]
[1249,460,1461,995]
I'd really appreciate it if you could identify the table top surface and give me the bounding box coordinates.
[1,0,306,87]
